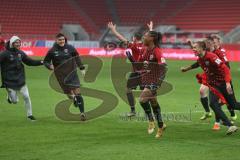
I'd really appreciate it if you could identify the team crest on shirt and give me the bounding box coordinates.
[64,49,68,53]
[205,61,209,66]
[149,54,154,60]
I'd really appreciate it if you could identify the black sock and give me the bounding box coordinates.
[130,106,135,112]
[225,95,236,116]
[200,97,210,112]
[228,94,240,111]
[228,108,235,117]
[210,102,232,127]
[151,103,163,128]
[215,114,220,123]
[74,94,84,113]
[140,101,154,121]
[230,110,235,117]
[127,92,135,112]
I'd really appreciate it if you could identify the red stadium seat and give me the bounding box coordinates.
[0,0,239,39]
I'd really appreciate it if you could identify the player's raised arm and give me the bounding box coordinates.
[107,22,128,44]
[187,39,194,49]
[147,21,153,31]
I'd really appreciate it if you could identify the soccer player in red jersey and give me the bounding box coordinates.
[209,36,239,123]
[181,39,213,120]
[192,41,238,135]
[182,37,238,130]
[108,21,153,117]
[211,34,229,66]
[138,31,167,138]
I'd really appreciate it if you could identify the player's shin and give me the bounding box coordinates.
[200,97,210,113]
[74,94,84,113]
[140,101,154,121]
[126,91,135,112]
[151,102,163,128]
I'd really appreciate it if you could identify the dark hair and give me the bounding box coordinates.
[56,33,65,38]
[196,41,207,50]
[56,33,67,43]
[206,36,214,41]
[149,31,162,47]
[133,32,142,41]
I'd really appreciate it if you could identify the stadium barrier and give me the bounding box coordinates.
[21,47,240,62]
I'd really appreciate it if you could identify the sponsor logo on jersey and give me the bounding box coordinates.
[150,54,154,60]
[214,58,222,65]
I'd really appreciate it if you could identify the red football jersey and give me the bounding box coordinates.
[127,42,144,62]
[197,52,231,86]
[127,42,145,71]
[139,47,166,85]
[213,47,228,63]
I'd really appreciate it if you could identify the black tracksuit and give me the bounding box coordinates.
[0,41,43,90]
[43,43,85,94]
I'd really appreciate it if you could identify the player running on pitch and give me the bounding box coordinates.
[0,36,43,121]
[138,31,167,138]
[181,37,239,130]
[192,41,238,135]
[44,33,86,121]
[108,21,154,117]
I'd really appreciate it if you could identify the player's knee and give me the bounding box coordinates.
[199,89,207,97]
[150,99,157,106]
[72,88,80,95]
[22,94,30,101]
[139,96,147,103]
[199,86,208,97]
[67,94,74,100]
[10,97,18,104]
[8,93,18,104]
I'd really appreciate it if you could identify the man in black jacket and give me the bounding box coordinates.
[44,33,86,121]
[0,36,43,121]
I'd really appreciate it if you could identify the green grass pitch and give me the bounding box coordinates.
[0,58,240,160]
